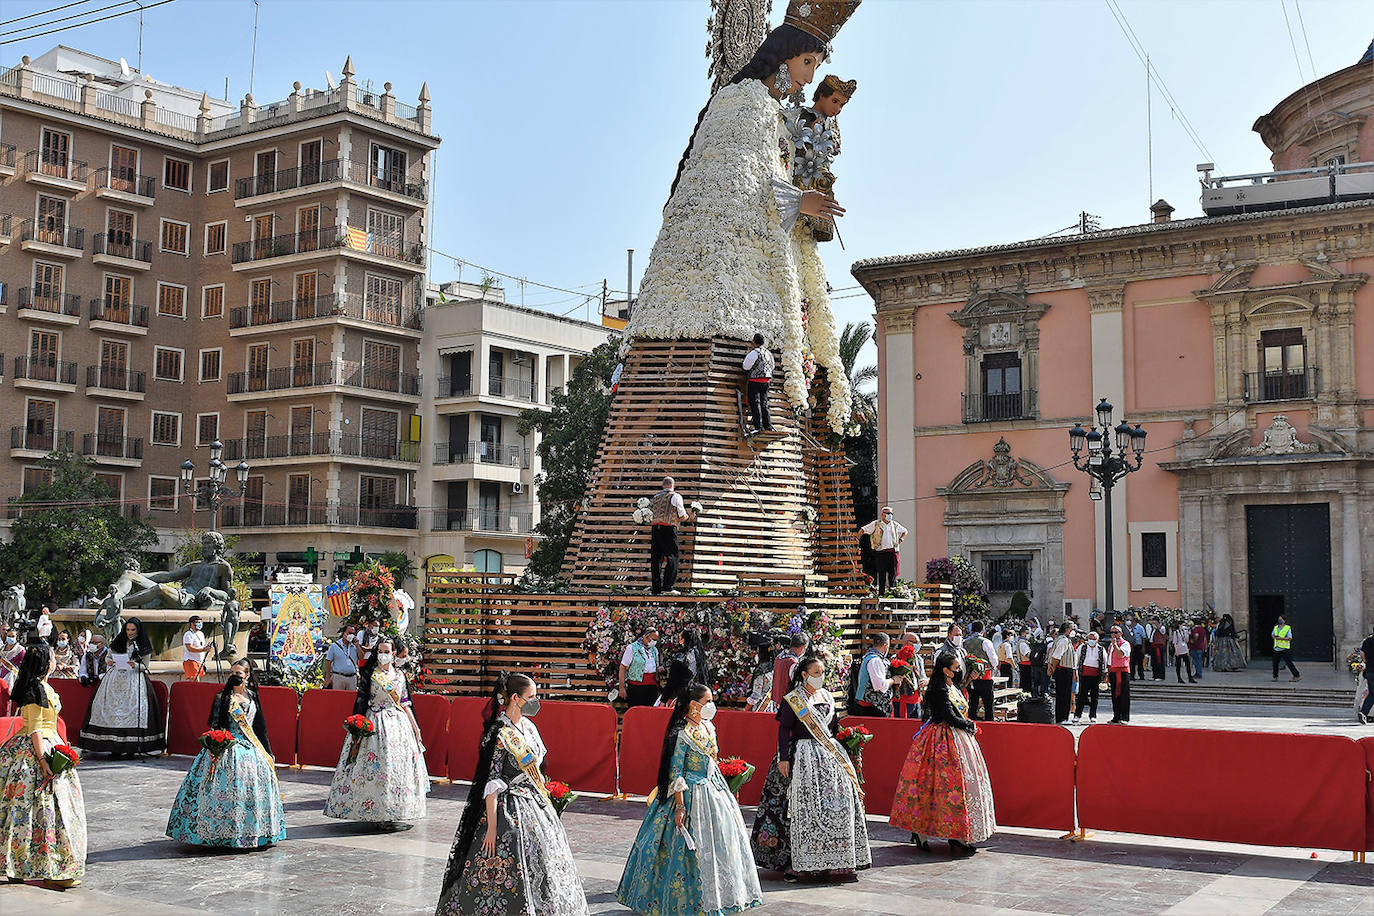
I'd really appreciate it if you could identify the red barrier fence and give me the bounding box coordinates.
[837,716,920,817]
[1078,725,1367,852]
[295,689,357,768]
[410,693,451,778]
[1360,736,1374,853]
[531,701,618,795]
[446,697,490,782]
[974,721,1076,832]
[713,709,782,806]
[619,706,672,796]
[258,686,301,766]
[49,678,92,739]
[166,681,222,755]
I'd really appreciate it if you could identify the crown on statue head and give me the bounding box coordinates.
[784,0,862,45]
[822,74,857,97]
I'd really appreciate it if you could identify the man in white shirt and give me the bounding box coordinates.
[852,632,893,716]
[1015,627,1033,689]
[618,627,660,708]
[1073,631,1108,724]
[741,333,775,433]
[182,615,209,681]
[1047,621,1079,724]
[858,507,907,594]
[35,606,54,645]
[648,477,695,595]
[962,621,998,721]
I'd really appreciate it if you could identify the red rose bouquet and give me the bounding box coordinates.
[718,756,756,795]
[889,644,919,696]
[343,714,376,764]
[41,743,81,792]
[836,725,874,786]
[546,779,578,816]
[199,729,236,755]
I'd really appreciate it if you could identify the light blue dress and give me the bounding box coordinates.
[617,721,762,916]
[165,696,286,848]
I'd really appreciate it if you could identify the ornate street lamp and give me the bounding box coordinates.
[181,441,251,532]
[1068,401,1147,619]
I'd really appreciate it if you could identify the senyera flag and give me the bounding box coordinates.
[325,581,351,617]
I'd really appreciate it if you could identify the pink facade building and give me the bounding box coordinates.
[853,48,1374,664]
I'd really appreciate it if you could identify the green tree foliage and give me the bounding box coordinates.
[517,336,621,579]
[0,449,157,606]
[377,550,415,587]
[838,321,879,524]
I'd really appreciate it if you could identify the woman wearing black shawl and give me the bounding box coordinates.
[79,616,165,756]
[166,657,285,848]
[435,671,587,916]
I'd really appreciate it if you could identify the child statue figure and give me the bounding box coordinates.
[783,73,855,243]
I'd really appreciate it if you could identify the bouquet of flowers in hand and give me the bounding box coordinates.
[199,729,236,755]
[1348,648,1365,675]
[343,714,376,764]
[718,756,756,795]
[41,743,80,791]
[888,644,919,696]
[631,497,652,525]
[836,725,874,785]
[546,779,578,817]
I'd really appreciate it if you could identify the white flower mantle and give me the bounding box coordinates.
[627,79,851,433]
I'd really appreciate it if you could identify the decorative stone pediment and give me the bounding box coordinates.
[1240,415,1318,456]
[942,437,1066,493]
[947,288,1050,329]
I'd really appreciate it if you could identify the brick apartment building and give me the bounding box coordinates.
[0,46,438,572]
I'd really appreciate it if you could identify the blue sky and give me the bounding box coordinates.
[5,0,1371,349]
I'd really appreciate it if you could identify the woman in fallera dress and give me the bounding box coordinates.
[1211,614,1247,672]
[323,637,429,828]
[0,644,87,888]
[617,683,762,916]
[750,655,871,882]
[79,617,165,757]
[435,672,587,916]
[888,651,996,856]
[165,657,285,848]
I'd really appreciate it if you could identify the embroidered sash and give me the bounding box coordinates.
[374,670,405,708]
[229,698,282,799]
[784,689,863,798]
[682,721,718,760]
[498,725,549,803]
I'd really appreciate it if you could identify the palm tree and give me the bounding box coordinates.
[838,321,877,428]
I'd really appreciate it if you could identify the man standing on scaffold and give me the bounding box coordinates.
[649,477,696,595]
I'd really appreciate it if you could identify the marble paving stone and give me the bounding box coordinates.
[0,756,1369,915]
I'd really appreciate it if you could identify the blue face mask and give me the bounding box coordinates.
[193,622,202,631]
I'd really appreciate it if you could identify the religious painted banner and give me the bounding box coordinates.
[269,582,327,673]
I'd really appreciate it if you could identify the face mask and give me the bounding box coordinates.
[376,653,393,666]
[952,669,965,686]
[194,622,202,631]
[698,701,717,721]
[344,633,355,642]
[57,640,69,648]
[226,674,245,687]
[1088,637,1098,645]
[805,673,825,690]
[4,637,14,646]
[369,627,379,635]
[521,696,541,717]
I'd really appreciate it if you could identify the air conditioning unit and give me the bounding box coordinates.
[510,481,524,495]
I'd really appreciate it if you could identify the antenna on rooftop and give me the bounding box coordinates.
[136,2,144,73]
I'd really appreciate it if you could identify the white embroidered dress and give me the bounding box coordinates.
[323,668,430,823]
[627,78,851,433]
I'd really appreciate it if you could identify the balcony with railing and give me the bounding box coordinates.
[89,298,150,333]
[336,502,418,529]
[962,388,1038,423]
[85,365,147,397]
[18,220,84,256]
[22,149,87,189]
[94,167,155,203]
[488,374,536,402]
[472,510,533,535]
[434,508,468,531]
[0,212,11,241]
[341,365,421,397]
[81,433,143,462]
[227,361,337,395]
[220,431,418,463]
[10,426,74,454]
[231,227,425,269]
[228,294,340,330]
[435,374,474,398]
[232,157,427,204]
[434,440,530,468]
[13,356,78,388]
[92,232,154,266]
[221,502,332,528]
[339,434,419,462]
[17,288,82,322]
[1242,368,1319,403]
[0,142,15,173]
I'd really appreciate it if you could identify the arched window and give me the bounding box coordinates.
[473,549,502,574]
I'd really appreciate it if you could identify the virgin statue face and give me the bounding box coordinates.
[782,51,821,94]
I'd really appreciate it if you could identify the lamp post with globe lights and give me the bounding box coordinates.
[180,440,251,533]
[1068,399,1147,619]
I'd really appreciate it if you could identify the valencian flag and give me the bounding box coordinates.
[325,581,351,617]
[343,226,372,251]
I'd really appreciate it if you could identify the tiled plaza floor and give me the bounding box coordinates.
[4,702,1371,916]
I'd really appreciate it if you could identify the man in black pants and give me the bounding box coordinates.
[1047,621,1078,724]
[741,333,774,432]
[648,476,694,594]
[962,621,997,721]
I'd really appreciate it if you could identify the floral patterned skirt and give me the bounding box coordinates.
[436,783,587,916]
[617,772,761,916]
[889,723,996,843]
[165,742,286,848]
[750,740,871,874]
[0,730,86,881]
[1211,637,1246,672]
[323,705,429,822]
